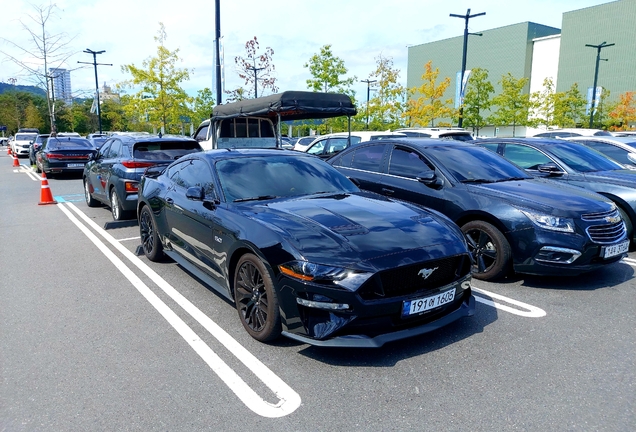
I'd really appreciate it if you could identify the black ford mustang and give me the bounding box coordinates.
[137,149,475,348]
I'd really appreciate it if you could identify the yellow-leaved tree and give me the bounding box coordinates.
[404,61,456,127]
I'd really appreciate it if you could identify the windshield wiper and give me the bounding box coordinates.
[493,176,528,182]
[460,178,495,184]
[233,195,279,203]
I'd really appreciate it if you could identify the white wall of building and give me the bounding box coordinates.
[527,34,561,137]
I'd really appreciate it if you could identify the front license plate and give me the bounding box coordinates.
[67,163,84,167]
[402,288,456,317]
[602,240,629,259]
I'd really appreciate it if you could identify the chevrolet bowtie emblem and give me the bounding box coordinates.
[418,267,438,279]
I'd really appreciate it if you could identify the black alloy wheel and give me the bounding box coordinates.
[84,178,99,207]
[234,254,281,342]
[139,206,164,261]
[462,220,512,281]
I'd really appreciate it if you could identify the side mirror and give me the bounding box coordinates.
[537,162,565,176]
[416,170,444,188]
[186,186,205,201]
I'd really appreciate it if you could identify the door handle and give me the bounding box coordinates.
[381,188,394,195]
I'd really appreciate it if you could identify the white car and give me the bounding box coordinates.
[292,136,318,152]
[10,132,38,157]
[394,127,474,141]
[304,131,407,158]
[531,128,613,138]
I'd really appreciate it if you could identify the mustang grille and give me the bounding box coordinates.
[357,254,471,301]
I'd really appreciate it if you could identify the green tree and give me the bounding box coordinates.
[462,68,494,136]
[552,83,586,128]
[0,90,49,134]
[365,55,406,131]
[230,37,277,99]
[531,77,556,129]
[488,73,532,137]
[404,61,455,127]
[191,88,215,124]
[119,23,192,134]
[0,3,76,133]
[304,45,356,96]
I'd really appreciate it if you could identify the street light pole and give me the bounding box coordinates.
[78,49,112,134]
[585,41,614,128]
[450,8,485,128]
[361,79,377,130]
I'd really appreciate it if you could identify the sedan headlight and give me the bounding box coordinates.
[520,209,575,233]
[278,260,373,291]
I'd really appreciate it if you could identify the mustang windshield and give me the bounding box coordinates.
[426,145,532,183]
[215,155,360,202]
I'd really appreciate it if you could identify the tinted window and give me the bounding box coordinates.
[108,140,122,158]
[133,140,201,160]
[547,142,624,172]
[215,155,359,202]
[425,145,531,182]
[45,138,93,150]
[171,159,216,196]
[98,142,112,158]
[593,131,613,136]
[350,144,385,172]
[389,147,431,178]
[194,125,209,141]
[578,141,631,166]
[502,144,552,170]
[325,137,349,155]
[307,139,327,155]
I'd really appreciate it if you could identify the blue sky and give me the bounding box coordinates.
[0,0,613,102]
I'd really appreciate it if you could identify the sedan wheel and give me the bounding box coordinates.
[139,206,164,262]
[234,254,281,342]
[462,220,512,281]
[84,179,99,207]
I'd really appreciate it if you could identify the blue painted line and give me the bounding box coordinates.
[54,194,85,203]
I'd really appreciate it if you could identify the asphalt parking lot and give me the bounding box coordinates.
[1,151,634,431]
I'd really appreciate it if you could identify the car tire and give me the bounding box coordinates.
[109,188,130,221]
[35,163,41,173]
[234,253,281,342]
[84,178,99,207]
[461,220,512,281]
[139,206,164,262]
[617,206,634,249]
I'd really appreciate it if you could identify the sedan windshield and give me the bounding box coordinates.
[425,145,532,183]
[548,142,624,172]
[215,155,360,202]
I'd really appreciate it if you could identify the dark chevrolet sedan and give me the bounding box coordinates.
[35,136,96,178]
[84,135,202,220]
[138,149,475,347]
[328,139,628,281]
[476,138,636,246]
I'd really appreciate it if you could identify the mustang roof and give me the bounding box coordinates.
[211,91,357,122]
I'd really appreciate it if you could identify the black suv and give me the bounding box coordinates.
[83,134,202,220]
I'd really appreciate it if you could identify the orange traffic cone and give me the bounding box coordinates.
[6,146,10,155]
[12,154,19,167]
[38,172,57,206]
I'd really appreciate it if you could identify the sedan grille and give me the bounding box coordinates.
[583,208,626,244]
[357,254,471,301]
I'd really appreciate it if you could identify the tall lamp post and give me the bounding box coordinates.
[361,79,377,130]
[585,41,614,128]
[78,49,112,133]
[450,8,485,128]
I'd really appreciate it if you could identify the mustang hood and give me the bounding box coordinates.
[247,194,467,269]
[468,178,613,216]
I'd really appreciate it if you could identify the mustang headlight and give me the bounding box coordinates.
[278,261,373,291]
[520,209,575,233]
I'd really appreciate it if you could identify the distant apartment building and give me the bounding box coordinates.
[49,68,73,105]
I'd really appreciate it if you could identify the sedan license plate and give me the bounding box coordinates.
[402,288,456,317]
[602,240,629,259]
[67,163,84,167]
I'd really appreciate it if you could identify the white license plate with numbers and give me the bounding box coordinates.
[602,240,629,259]
[402,288,456,317]
[67,163,84,167]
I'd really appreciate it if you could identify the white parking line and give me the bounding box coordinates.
[118,236,141,242]
[60,202,301,418]
[622,257,636,267]
[472,286,547,318]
